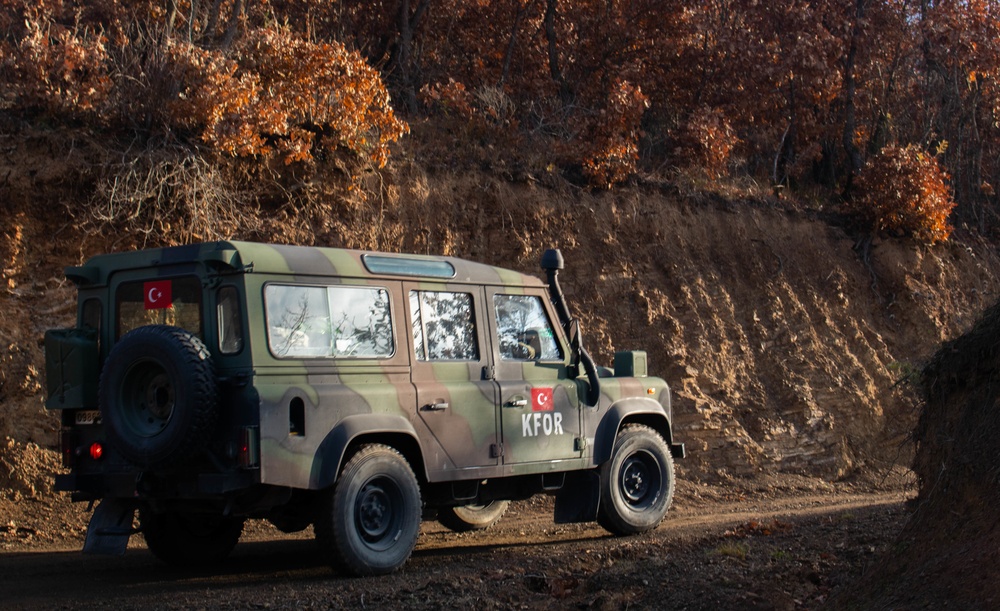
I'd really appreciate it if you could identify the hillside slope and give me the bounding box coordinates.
[1,120,999,499]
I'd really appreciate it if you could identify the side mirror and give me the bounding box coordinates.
[567,319,582,357]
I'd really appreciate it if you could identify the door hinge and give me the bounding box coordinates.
[490,443,504,458]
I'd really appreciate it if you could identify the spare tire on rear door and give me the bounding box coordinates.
[99,325,218,469]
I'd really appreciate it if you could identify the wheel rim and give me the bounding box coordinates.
[119,359,175,438]
[355,476,403,549]
[619,450,662,509]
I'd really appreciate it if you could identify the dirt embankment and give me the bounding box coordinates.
[830,301,1000,609]
[2,122,1000,498]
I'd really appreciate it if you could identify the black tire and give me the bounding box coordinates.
[141,508,244,567]
[597,424,675,535]
[315,444,421,576]
[437,500,510,532]
[99,325,218,469]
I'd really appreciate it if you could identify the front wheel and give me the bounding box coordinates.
[597,424,675,535]
[140,509,244,567]
[438,500,510,532]
[315,444,421,576]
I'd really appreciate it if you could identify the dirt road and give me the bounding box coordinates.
[2,487,909,610]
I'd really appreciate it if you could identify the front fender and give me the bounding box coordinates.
[592,398,683,465]
[310,414,421,490]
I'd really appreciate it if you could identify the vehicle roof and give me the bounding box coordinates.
[67,241,546,288]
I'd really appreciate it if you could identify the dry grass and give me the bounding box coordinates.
[88,148,261,247]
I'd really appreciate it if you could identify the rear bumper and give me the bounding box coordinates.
[56,469,259,501]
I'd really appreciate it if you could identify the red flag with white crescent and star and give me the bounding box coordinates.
[144,280,173,310]
[531,387,553,412]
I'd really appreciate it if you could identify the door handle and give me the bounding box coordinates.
[503,397,528,408]
[422,401,449,411]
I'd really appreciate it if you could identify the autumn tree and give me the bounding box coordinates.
[2,0,998,236]
[0,0,407,168]
[915,0,1000,232]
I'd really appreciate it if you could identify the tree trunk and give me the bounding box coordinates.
[394,0,431,113]
[544,0,571,104]
[841,0,867,199]
[501,2,532,86]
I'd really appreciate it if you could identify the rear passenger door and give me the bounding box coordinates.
[406,285,500,476]
[488,288,582,466]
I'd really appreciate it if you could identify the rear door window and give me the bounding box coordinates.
[409,290,479,361]
[116,277,202,339]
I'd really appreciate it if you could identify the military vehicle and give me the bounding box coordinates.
[45,241,684,575]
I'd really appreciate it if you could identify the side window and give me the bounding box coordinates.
[264,284,393,359]
[409,291,479,361]
[82,298,102,354]
[217,286,244,355]
[116,276,202,339]
[494,294,563,361]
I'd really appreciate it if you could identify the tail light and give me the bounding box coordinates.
[60,430,106,466]
[88,442,104,460]
[238,426,259,468]
[60,428,75,467]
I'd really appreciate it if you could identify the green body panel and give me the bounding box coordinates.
[44,328,99,409]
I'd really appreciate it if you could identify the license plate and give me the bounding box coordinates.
[75,410,101,425]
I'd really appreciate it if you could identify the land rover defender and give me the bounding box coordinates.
[45,242,684,575]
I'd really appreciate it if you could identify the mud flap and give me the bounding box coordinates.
[83,498,136,556]
[553,470,600,524]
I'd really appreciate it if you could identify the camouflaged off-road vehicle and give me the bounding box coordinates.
[45,241,684,575]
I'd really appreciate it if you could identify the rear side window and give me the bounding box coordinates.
[217,286,244,354]
[81,298,102,354]
[264,284,393,359]
[409,291,479,361]
[116,277,202,339]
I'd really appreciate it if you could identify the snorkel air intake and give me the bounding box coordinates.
[541,249,601,406]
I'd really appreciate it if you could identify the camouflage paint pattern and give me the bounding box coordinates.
[52,240,680,502]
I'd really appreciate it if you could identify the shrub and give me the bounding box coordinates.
[851,144,956,244]
[580,79,649,189]
[167,28,408,167]
[420,79,475,119]
[0,4,407,170]
[0,9,112,117]
[672,107,738,178]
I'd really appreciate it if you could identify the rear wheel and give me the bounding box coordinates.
[315,444,421,576]
[438,500,510,532]
[597,424,675,535]
[141,509,244,567]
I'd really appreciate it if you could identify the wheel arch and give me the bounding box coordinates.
[310,414,426,490]
[593,399,685,465]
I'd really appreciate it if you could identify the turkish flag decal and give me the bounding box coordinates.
[532,387,554,412]
[144,280,173,310]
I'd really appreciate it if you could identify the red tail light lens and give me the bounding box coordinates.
[238,426,259,468]
[60,429,75,467]
[89,442,104,460]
